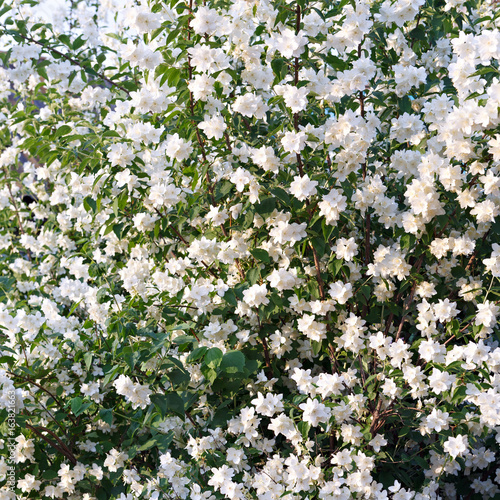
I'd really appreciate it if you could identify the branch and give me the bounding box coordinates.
[309,241,326,300]
[293,5,306,179]
[25,423,77,465]
[7,372,78,426]
[15,32,131,96]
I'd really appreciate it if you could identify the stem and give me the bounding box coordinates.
[8,372,78,426]
[364,212,371,266]
[369,397,383,437]
[257,312,273,379]
[261,335,273,379]
[309,242,326,300]
[293,4,305,179]
[384,254,424,337]
[14,33,131,96]
[3,170,26,235]
[25,423,77,465]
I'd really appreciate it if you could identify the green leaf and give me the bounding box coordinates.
[151,393,185,419]
[172,335,196,345]
[250,248,271,264]
[400,233,415,252]
[269,186,290,205]
[204,347,223,369]
[71,397,91,416]
[223,289,238,307]
[83,196,97,213]
[255,197,276,218]
[242,206,256,228]
[214,180,233,201]
[156,431,174,452]
[112,223,125,239]
[201,366,217,384]
[409,26,426,41]
[122,346,141,370]
[99,409,113,426]
[54,125,72,138]
[398,426,410,437]
[42,469,59,480]
[0,277,15,301]
[83,352,93,371]
[297,420,310,440]
[220,351,245,374]
[73,35,86,50]
[186,346,208,363]
[247,267,260,285]
[66,299,83,318]
[138,438,157,451]
[169,368,190,388]
[71,397,83,415]
[58,34,72,47]
[451,385,467,404]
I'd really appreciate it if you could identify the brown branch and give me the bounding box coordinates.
[224,132,232,151]
[328,344,340,374]
[16,33,131,96]
[369,398,383,437]
[257,313,273,379]
[395,284,417,341]
[309,242,326,300]
[384,254,424,337]
[295,3,301,36]
[3,169,26,235]
[364,212,371,266]
[293,5,306,179]
[185,410,199,429]
[465,229,490,273]
[260,335,273,379]
[8,372,78,426]
[25,423,77,465]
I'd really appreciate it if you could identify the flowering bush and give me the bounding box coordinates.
[1,0,500,498]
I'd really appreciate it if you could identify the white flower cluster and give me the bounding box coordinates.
[2,0,500,498]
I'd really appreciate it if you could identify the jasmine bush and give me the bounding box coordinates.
[1,0,500,498]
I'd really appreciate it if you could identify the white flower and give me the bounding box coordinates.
[433,298,459,322]
[230,167,254,192]
[276,84,309,113]
[242,284,269,308]
[297,314,327,342]
[165,133,193,161]
[299,398,330,427]
[281,130,307,154]
[369,434,388,452]
[208,465,235,490]
[424,408,451,432]
[267,268,300,291]
[289,174,318,201]
[251,392,284,417]
[191,6,220,35]
[329,281,353,305]
[233,93,268,119]
[475,301,499,329]
[443,435,468,458]
[272,28,307,58]
[318,188,347,225]
[198,114,226,140]
[333,237,358,261]
[428,368,456,394]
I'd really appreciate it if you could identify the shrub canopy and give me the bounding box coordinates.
[1,0,500,498]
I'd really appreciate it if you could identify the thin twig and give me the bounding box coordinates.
[7,372,78,426]
[15,33,131,96]
[309,242,326,300]
[25,423,77,465]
